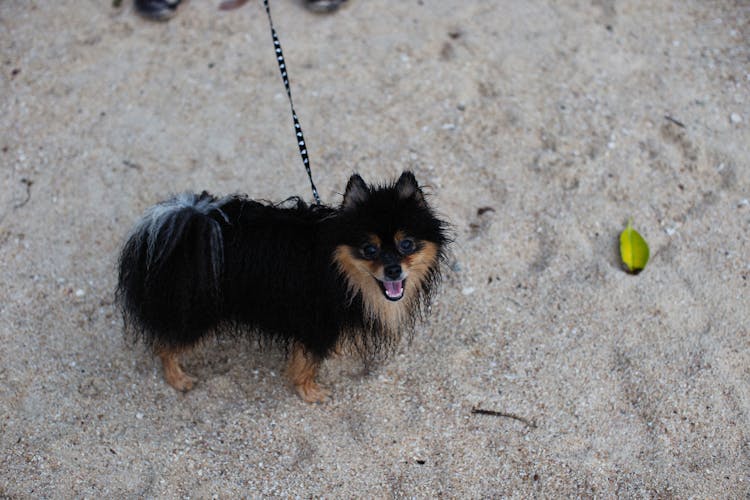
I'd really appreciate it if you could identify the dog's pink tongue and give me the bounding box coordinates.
[384,280,404,298]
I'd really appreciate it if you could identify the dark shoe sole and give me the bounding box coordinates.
[134,0,182,21]
[305,0,348,13]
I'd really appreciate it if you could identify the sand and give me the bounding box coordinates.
[1,0,749,497]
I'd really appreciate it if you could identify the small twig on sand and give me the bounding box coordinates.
[13,178,33,209]
[122,160,142,170]
[664,115,686,128]
[219,0,249,10]
[471,406,537,429]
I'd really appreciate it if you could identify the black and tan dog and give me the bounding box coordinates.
[117,171,448,401]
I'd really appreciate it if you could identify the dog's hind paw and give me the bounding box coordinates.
[159,350,197,392]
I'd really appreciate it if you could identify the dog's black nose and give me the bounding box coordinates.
[384,264,402,280]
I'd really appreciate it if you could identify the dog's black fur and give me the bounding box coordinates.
[116,171,448,400]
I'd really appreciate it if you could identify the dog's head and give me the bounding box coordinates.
[334,171,448,327]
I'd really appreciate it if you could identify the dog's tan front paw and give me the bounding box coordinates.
[294,381,331,403]
[166,370,197,392]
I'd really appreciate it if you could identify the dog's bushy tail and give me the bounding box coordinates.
[116,192,230,347]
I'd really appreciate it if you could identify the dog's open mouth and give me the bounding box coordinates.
[377,278,405,301]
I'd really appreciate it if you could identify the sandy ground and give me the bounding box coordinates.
[1,0,749,497]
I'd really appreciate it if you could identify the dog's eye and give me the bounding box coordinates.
[398,239,416,254]
[361,244,379,259]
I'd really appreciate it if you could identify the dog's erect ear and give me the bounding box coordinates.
[342,174,369,211]
[395,171,425,206]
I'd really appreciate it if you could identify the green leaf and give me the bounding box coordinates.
[620,219,650,274]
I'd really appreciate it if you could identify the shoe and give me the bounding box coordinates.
[304,0,348,13]
[134,0,182,21]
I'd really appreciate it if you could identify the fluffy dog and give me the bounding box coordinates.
[117,171,448,401]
